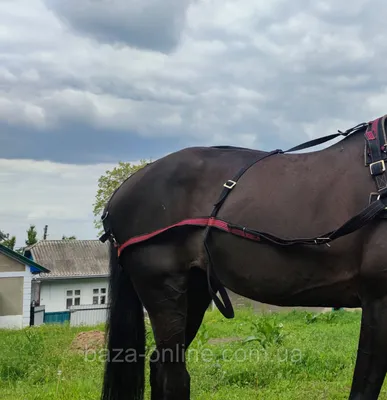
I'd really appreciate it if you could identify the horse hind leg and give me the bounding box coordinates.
[127,249,191,400]
[147,266,211,400]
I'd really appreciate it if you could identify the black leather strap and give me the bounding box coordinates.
[227,198,386,247]
[204,149,284,319]
[365,118,387,193]
[285,122,368,153]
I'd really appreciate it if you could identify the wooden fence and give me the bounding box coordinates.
[69,304,109,327]
[30,305,45,326]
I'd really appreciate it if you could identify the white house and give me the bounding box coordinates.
[24,240,110,324]
[0,243,50,329]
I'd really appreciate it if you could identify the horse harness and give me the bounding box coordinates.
[100,114,387,319]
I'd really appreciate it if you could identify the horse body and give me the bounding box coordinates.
[100,117,387,400]
[207,133,374,309]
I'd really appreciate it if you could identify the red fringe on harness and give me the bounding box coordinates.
[117,217,260,256]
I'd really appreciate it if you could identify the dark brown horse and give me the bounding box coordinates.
[99,115,387,400]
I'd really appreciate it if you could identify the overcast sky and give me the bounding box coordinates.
[1,0,387,247]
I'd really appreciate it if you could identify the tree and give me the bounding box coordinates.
[4,236,16,250]
[0,231,16,250]
[25,225,38,246]
[93,160,150,233]
[62,235,77,240]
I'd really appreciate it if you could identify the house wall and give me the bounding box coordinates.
[31,280,41,304]
[40,277,109,313]
[0,253,25,272]
[23,270,33,327]
[0,277,23,316]
[0,253,34,329]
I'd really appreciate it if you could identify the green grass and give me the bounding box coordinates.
[1,307,386,399]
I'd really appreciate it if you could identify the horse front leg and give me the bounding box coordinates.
[349,295,387,399]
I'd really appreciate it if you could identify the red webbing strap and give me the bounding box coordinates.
[117,217,261,256]
[117,218,209,256]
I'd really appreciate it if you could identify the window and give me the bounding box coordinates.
[66,289,81,309]
[93,288,107,305]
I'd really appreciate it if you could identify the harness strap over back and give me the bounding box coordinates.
[203,149,284,318]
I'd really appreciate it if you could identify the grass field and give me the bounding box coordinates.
[1,307,386,400]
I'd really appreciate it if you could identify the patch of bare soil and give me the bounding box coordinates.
[70,331,106,354]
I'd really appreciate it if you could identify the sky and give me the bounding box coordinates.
[1,0,387,247]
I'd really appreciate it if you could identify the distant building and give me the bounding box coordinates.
[25,240,110,324]
[0,243,50,329]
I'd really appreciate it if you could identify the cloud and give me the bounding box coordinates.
[2,0,387,166]
[0,158,118,247]
[0,0,386,166]
[44,0,193,54]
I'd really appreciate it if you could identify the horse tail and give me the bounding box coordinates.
[101,242,145,400]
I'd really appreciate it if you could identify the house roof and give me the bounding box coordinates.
[0,243,50,274]
[24,239,110,280]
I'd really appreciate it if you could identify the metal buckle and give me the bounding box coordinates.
[314,237,331,247]
[224,180,236,189]
[370,192,387,210]
[369,192,379,203]
[369,160,386,175]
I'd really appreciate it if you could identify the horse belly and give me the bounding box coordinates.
[209,232,362,308]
